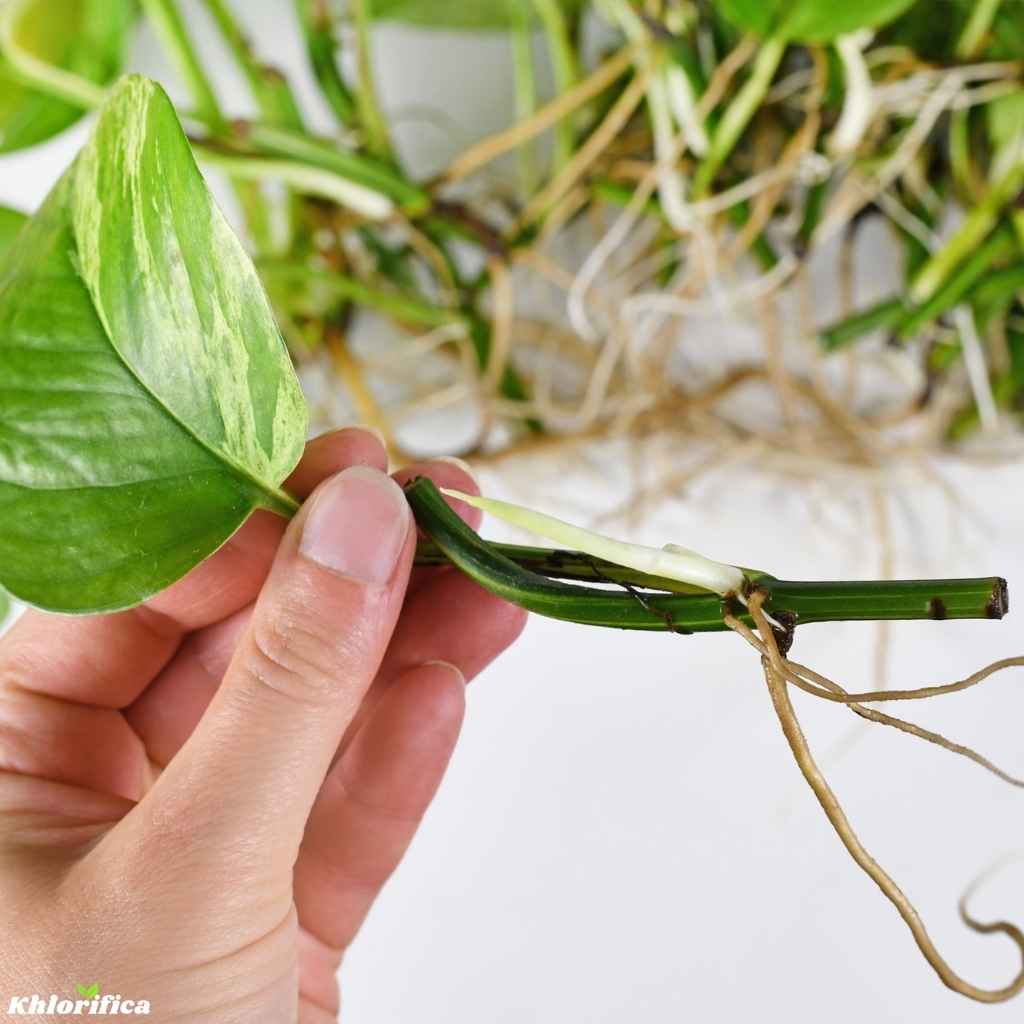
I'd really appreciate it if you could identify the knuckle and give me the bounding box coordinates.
[0,651,31,698]
[243,591,363,707]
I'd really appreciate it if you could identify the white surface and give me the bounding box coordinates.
[4,5,1024,1021]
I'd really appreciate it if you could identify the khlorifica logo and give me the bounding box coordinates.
[6,984,150,1016]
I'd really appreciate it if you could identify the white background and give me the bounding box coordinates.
[3,4,1024,1021]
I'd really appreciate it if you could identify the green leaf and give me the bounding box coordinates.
[715,0,780,38]
[719,0,918,42]
[0,586,9,624]
[0,205,27,261]
[0,76,307,613]
[987,91,1024,154]
[369,0,582,31]
[988,0,1024,59]
[0,0,134,153]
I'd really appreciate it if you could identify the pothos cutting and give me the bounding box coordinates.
[1,75,1023,1004]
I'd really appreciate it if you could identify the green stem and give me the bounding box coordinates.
[692,34,786,198]
[0,13,421,220]
[406,478,1008,635]
[203,0,304,130]
[258,262,462,326]
[141,0,225,130]
[532,0,578,169]
[821,228,1021,350]
[898,226,1016,339]
[0,0,106,108]
[416,539,718,593]
[140,0,284,249]
[237,123,428,212]
[202,0,309,251]
[260,487,302,518]
[0,24,405,226]
[973,261,1024,325]
[818,296,907,352]
[260,265,539,425]
[911,156,1024,303]
[762,577,1007,625]
[949,110,979,201]
[511,11,539,190]
[465,313,539,424]
[593,179,665,219]
[350,0,391,159]
[197,149,394,218]
[294,0,356,125]
[955,0,1003,59]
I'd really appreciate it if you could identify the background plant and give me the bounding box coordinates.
[2,0,1023,482]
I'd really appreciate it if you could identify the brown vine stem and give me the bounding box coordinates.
[740,592,1024,1003]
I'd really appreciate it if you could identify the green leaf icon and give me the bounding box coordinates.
[76,983,100,998]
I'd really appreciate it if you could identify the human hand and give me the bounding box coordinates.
[0,428,527,1022]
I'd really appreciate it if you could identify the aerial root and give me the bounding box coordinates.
[724,607,1024,787]
[728,592,1024,1003]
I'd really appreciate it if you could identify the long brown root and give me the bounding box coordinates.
[786,654,1024,705]
[739,593,1024,1003]
[725,611,1024,787]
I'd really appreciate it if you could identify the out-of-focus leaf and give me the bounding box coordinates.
[369,0,583,31]
[987,91,1024,153]
[0,205,27,260]
[987,0,1024,59]
[719,0,918,41]
[0,586,9,623]
[0,76,307,613]
[0,0,134,153]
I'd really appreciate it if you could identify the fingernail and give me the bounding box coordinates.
[422,658,466,685]
[434,455,478,485]
[300,466,409,583]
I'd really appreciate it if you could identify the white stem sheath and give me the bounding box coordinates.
[441,488,745,596]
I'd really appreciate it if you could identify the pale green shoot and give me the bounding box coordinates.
[441,488,746,596]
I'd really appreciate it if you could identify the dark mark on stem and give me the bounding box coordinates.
[929,597,948,620]
[724,593,796,656]
[582,555,693,635]
[770,609,797,658]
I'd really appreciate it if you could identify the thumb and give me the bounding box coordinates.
[123,465,415,878]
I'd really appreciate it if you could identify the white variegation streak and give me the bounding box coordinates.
[69,76,306,493]
[441,488,745,596]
